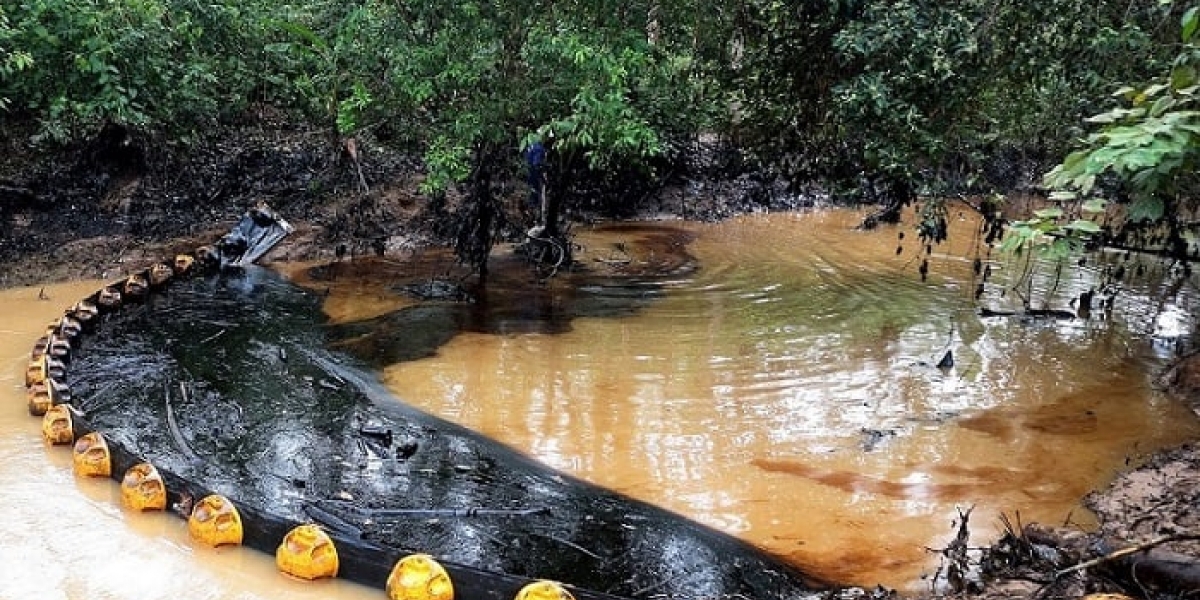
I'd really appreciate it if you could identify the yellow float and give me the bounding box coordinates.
[514,581,576,600]
[27,378,66,416]
[173,254,195,276]
[25,353,47,388]
[121,463,167,511]
[188,494,243,547]
[41,404,74,445]
[276,524,340,580]
[72,432,111,477]
[97,285,122,310]
[148,262,173,287]
[27,350,58,382]
[26,382,51,416]
[123,272,149,299]
[30,334,50,361]
[386,554,454,600]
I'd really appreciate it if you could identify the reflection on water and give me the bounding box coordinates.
[0,283,378,600]
[375,208,1200,590]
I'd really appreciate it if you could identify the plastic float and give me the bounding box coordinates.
[72,431,111,477]
[18,206,828,600]
[515,581,576,600]
[188,494,244,547]
[277,523,339,580]
[41,404,74,445]
[387,554,454,600]
[121,463,167,511]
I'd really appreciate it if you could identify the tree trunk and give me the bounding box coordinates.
[646,2,661,45]
[542,180,560,237]
[456,145,496,280]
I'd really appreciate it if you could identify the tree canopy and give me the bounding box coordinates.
[2,0,1198,273]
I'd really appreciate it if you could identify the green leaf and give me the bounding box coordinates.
[1085,147,1126,173]
[1081,198,1109,214]
[1184,6,1200,43]
[268,20,329,52]
[1111,85,1137,100]
[1060,150,1089,173]
[1171,64,1197,91]
[1149,94,1177,118]
[1064,219,1102,234]
[1134,83,1169,105]
[1075,173,1097,195]
[1047,237,1076,259]
[1128,196,1165,222]
[998,224,1038,254]
[1034,207,1063,219]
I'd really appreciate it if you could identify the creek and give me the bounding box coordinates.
[1,207,1198,598]
[331,208,1200,590]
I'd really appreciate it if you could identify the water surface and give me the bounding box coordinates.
[2,206,1198,596]
[371,209,1200,590]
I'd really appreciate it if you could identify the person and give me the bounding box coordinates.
[525,139,546,211]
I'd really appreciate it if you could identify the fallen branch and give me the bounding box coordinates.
[1056,533,1200,577]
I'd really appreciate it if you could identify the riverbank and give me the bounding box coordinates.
[2,120,1199,599]
[0,118,809,289]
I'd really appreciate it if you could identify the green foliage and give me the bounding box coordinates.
[3,0,1191,253]
[1044,4,1200,255]
[832,2,981,175]
[419,135,472,196]
[9,0,178,132]
[1,0,293,138]
[997,203,1105,259]
[522,25,672,171]
[728,0,1176,199]
[264,3,397,137]
[378,1,706,195]
[0,6,34,111]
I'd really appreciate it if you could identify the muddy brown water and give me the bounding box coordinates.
[2,207,1199,598]
[370,209,1200,591]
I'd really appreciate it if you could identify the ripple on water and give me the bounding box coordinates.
[369,209,1200,591]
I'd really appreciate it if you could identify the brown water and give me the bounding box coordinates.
[376,209,1200,590]
[2,208,1199,597]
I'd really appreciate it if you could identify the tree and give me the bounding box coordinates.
[1,0,289,139]
[961,4,1200,317]
[387,0,706,277]
[723,0,1177,209]
[1041,4,1200,250]
[1042,5,1200,264]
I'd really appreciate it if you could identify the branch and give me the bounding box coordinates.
[1055,533,1200,577]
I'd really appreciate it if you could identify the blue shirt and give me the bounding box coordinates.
[526,141,546,168]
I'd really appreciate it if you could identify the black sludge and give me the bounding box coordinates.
[67,267,828,599]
